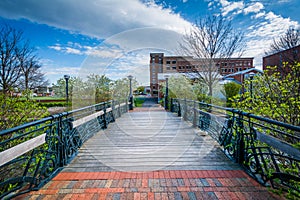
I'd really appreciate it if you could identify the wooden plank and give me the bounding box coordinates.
[0,133,46,167]
[72,110,104,128]
[114,102,126,109]
[72,106,122,128]
[256,130,300,160]
[64,109,240,172]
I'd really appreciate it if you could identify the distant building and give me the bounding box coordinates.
[149,53,254,97]
[222,68,263,85]
[263,44,300,75]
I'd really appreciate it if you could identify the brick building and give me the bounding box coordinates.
[150,53,254,97]
[263,44,300,74]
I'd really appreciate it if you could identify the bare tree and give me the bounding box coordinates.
[266,27,300,55]
[179,15,244,97]
[0,24,48,94]
[0,25,23,93]
[18,58,49,90]
[265,27,300,74]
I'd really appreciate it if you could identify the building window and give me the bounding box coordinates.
[166,61,171,64]
[166,66,170,70]
[172,60,176,64]
[172,66,176,70]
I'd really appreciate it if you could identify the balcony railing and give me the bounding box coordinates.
[0,100,128,199]
[171,98,300,195]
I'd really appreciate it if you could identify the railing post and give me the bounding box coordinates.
[178,99,181,117]
[193,100,197,127]
[170,98,174,112]
[118,100,121,117]
[103,102,107,129]
[111,100,115,122]
[236,112,245,164]
[126,99,128,112]
[183,98,187,121]
[58,114,65,167]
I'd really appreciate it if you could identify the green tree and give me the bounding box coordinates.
[161,75,196,100]
[86,74,111,103]
[0,94,49,130]
[52,76,84,99]
[222,82,241,107]
[232,63,300,126]
[136,86,145,94]
[111,78,138,101]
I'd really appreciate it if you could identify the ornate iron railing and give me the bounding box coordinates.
[0,100,128,199]
[171,98,300,195]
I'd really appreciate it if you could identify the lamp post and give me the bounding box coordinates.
[127,75,133,110]
[164,75,169,110]
[64,75,70,106]
[248,72,255,100]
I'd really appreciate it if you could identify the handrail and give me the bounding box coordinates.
[0,99,128,199]
[171,98,300,196]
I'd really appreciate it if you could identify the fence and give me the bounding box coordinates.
[0,100,128,199]
[171,98,300,195]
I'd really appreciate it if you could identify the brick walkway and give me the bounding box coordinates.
[15,170,284,200]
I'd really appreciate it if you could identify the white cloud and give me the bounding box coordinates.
[245,11,299,66]
[219,0,244,16]
[0,0,192,38]
[254,12,265,19]
[244,2,264,14]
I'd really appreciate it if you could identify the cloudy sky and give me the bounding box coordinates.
[0,0,299,85]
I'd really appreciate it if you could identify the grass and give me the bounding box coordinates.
[134,98,145,107]
[32,96,65,100]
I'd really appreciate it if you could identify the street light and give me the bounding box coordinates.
[64,75,70,106]
[248,72,255,100]
[164,75,169,110]
[127,75,133,110]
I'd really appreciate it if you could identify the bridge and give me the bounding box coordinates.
[0,98,299,199]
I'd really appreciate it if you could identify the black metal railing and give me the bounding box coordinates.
[0,99,128,199]
[171,98,300,195]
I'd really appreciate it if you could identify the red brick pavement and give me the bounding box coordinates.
[15,170,285,200]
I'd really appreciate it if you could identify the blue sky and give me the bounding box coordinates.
[0,0,299,85]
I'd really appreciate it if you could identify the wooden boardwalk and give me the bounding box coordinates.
[64,107,239,172]
[17,105,284,199]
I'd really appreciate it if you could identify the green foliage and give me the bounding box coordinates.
[0,95,49,130]
[134,98,145,107]
[136,86,145,94]
[222,82,241,107]
[233,63,300,126]
[111,78,138,100]
[38,102,68,108]
[161,75,196,100]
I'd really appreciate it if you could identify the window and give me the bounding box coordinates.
[172,60,176,64]
[166,66,170,70]
[166,61,171,64]
[172,66,176,70]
